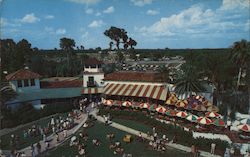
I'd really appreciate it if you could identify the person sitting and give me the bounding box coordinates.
[92,139,101,146]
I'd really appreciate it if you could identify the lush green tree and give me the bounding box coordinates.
[104,26,137,50]
[117,51,124,63]
[0,82,17,128]
[230,39,250,89]
[174,64,206,97]
[59,37,76,75]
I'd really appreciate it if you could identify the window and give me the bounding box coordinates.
[30,79,35,86]
[17,80,22,87]
[88,76,94,82]
[24,79,29,87]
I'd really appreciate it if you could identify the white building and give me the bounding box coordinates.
[81,58,104,96]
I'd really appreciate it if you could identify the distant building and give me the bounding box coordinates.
[6,68,41,92]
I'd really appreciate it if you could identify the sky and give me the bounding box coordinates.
[0,0,249,49]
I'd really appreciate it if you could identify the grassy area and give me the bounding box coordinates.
[42,120,188,157]
[0,113,68,150]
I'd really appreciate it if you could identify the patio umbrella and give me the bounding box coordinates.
[237,124,250,132]
[165,109,176,116]
[212,119,225,127]
[166,93,178,105]
[186,114,198,122]
[175,100,188,108]
[197,117,212,125]
[139,103,150,109]
[194,105,207,112]
[205,112,221,118]
[149,104,158,111]
[203,100,213,107]
[207,106,219,112]
[122,101,132,107]
[104,99,114,106]
[240,118,250,125]
[156,105,167,114]
[176,111,188,118]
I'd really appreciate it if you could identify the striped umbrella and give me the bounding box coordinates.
[139,103,150,109]
[104,99,114,106]
[176,111,188,118]
[175,100,188,108]
[165,109,176,116]
[212,119,225,127]
[205,112,221,118]
[237,124,250,132]
[186,114,198,122]
[197,117,212,125]
[194,105,207,112]
[122,101,132,107]
[203,100,213,107]
[149,104,158,111]
[207,106,219,112]
[156,106,167,114]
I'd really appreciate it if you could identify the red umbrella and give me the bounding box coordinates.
[205,112,221,118]
[197,117,212,125]
[122,101,132,107]
[212,119,225,127]
[237,124,250,132]
[175,100,188,108]
[176,111,188,118]
[156,106,167,114]
[139,103,150,109]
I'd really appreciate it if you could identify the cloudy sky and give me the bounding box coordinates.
[0,0,249,49]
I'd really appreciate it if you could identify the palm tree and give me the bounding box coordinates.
[0,82,17,128]
[230,39,250,89]
[174,64,206,98]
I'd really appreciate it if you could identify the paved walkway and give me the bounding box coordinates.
[18,112,88,156]
[91,111,221,157]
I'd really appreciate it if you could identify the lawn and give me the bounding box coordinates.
[0,113,68,150]
[42,120,188,157]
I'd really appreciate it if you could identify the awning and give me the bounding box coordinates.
[81,87,103,94]
[103,83,168,101]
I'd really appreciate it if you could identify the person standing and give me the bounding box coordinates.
[211,143,216,154]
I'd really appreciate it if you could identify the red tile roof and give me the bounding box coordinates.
[104,71,166,82]
[6,69,41,81]
[84,58,103,65]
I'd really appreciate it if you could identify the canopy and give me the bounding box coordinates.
[205,112,221,118]
[237,124,250,132]
[104,83,168,101]
[197,117,212,125]
[212,119,225,127]
[186,114,198,122]
[176,111,188,118]
[156,106,167,113]
[122,101,132,107]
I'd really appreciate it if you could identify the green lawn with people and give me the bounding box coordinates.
[41,120,188,157]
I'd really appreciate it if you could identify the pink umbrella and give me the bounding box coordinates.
[122,101,132,107]
[205,112,221,118]
[156,106,167,114]
[176,111,188,118]
[197,117,212,125]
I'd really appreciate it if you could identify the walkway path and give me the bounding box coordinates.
[19,112,88,156]
[91,111,221,157]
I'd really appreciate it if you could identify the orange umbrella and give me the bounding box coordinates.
[175,100,188,108]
